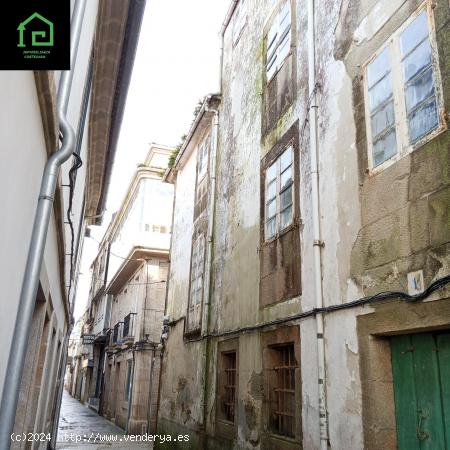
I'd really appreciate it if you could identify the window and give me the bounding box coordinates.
[216,339,239,437]
[266,1,291,81]
[232,0,247,45]
[197,135,210,180]
[189,235,205,306]
[271,344,297,437]
[265,146,293,240]
[400,10,439,143]
[222,351,237,422]
[365,6,443,170]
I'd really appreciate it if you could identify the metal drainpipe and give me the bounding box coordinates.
[307,0,329,448]
[146,346,155,432]
[126,350,136,434]
[50,36,93,450]
[0,1,86,448]
[200,103,219,436]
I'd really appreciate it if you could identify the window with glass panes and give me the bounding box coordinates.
[365,6,442,170]
[189,235,205,306]
[197,136,210,180]
[265,146,293,240]
[232,0,246,45]
[266,1,291,81]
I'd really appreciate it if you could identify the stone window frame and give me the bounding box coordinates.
[362,0,446,175]
[260,126,300,245]
[215,338,239,439]
[261,326,302,449]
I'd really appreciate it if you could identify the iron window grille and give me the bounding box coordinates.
[223,351,237,423]
[272,344,297,438]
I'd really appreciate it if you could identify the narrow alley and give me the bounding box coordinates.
[1,0,450,449]
[57,392,153,449]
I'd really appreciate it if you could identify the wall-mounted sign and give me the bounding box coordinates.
[82,334,95,345]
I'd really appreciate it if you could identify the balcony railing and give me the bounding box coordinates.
[123,313,137,338]
[112,322,124,345]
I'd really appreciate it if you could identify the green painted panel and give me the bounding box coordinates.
[412,333,446,450]
[437,334,450,449]
[391,334,421,450]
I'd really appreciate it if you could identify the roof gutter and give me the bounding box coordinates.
[220,0,239,36]
[0,1,87,447]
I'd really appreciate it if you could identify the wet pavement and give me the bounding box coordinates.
[56,391,153,449]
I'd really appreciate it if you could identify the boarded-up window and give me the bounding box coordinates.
[364,5,443,171]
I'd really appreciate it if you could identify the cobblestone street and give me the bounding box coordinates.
[57,392,153,449]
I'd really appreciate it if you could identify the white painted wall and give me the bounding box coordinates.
[0,0,99,409]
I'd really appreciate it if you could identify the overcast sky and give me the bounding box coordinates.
[74,0,230,320]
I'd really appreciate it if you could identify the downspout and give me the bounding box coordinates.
[51,35,93,450]
[0,0,86,448]
[126,350,136,434]
[200,103,219,435]
[307,0,329,448]
[146,346,155,432]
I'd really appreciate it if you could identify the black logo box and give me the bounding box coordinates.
[0,1,70,70]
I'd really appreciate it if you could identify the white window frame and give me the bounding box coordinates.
[266,0,292,83]
[363,1,445,175]
[265,145,294,241]
[189,234,205,307]
[232,0,247,46]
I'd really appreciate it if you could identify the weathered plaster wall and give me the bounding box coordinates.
[159,0,450,449]
[165,151,198,321]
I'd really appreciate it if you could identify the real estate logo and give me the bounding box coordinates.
[0,1,69,70]
[17,12,54,62]
[17,13,54,47]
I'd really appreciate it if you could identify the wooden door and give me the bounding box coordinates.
[391,332,450,450]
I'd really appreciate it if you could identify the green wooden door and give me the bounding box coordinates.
[391,332,450,450]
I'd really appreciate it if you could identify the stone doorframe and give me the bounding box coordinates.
[357,296,450,450]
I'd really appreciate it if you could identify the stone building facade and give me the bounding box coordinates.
[78,144,174,434]
[157,1,450,449]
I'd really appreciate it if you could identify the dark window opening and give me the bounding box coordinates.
[272,344,296,437]
[223,351,237,423]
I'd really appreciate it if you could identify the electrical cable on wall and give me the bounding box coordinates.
[183,274,450,342]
